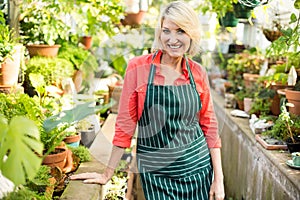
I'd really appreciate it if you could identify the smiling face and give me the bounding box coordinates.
[160,17,191,59]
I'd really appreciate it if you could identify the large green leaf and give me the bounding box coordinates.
[43,100,115,133]
[0,115,43,185]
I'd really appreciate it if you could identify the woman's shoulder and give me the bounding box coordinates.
[128,53,153,69]
[188,58,206,75]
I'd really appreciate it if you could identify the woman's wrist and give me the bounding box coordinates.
[104,167,115,179]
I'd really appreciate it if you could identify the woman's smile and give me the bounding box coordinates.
[160,17,191,58]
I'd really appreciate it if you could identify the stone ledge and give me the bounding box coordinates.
[60,114,117,200]
[212,89,300,200]
[59,156,105,200]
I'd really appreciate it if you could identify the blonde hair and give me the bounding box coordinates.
[152,1,201,56]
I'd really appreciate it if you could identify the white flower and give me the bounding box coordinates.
[101,15,110,22]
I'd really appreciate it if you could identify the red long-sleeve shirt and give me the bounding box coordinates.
[112,50,221,148]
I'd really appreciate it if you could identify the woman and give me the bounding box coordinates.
[71,1,225,199]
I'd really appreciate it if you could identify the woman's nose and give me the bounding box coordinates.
[168,33,178,43]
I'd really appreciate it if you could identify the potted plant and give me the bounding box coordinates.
[249,86,274,117]
[57,43,98,93]
[265,0,300,64]
[23,56,74,96]
[0,10,24,86]
[19,0,71,57]
[285,81,300,116]
[266,104,300,153]
[63,125,81,148]
[233,1,260,19]
[121,0,148,27]
[200,0,239,27]
[76,119,96,148]
[68,0,124,48]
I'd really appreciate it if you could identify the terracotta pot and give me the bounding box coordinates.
[285,89,300,116]
[42,148,67,171]
[0,45,22,86]
[244,97,254,114]
[26,44,61,58]
[237,100,244,111]
[80,36,93,50]
[243,73,260,89]
[63,134,81,147]
[108,84,123,113]
[270,84,294,116]
[72,70,83,93]
[121,11,146,26]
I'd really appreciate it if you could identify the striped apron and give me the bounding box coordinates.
[137,57,212,200]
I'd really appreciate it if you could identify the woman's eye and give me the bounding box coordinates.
[177,29,185,34]
[162,29,170,33]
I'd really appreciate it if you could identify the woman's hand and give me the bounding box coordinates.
[70,172,111,185]
[209,178,225,200]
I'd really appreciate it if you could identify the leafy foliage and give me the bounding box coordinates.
[43,101,114,133]
[26,165,52,199]
[0,115,43,185]
[25,56,74,87]
[19,0,71,45]
[0,93,44,126]
[264,104,300,142]
[69,146,91,163]
[68,0,125,37]
[0,10,18,64]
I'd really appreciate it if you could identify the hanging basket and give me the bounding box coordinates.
[219,12,239,27]
[233,3,253,19]
[262,29,283,42]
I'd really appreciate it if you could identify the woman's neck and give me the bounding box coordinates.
[160,53,183,74]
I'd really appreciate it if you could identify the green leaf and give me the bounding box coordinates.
[290,13,297,23]
[0,116,43,185]
[295,0,300,9]
[111,55,127,77]
[43,100,115,133]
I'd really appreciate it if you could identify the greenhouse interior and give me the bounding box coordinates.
[0,0,299,199]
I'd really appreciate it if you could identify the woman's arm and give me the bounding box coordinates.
[209,148,225,200]
[70,145,125,184]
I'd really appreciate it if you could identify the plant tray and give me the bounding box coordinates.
[255,134,288,150]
